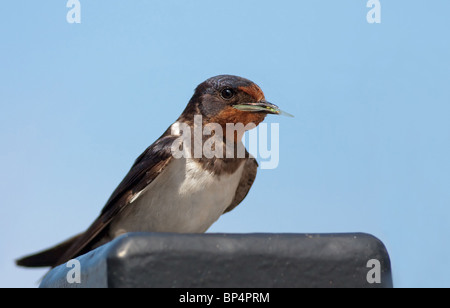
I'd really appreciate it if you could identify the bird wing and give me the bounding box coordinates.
[55,135,177,265]
[223,156,258,214]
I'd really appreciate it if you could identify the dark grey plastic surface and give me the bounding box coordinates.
[39,232,393,288]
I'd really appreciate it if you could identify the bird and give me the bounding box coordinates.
[16,75,291,268]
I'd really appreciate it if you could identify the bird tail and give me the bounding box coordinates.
[16,233,83,268]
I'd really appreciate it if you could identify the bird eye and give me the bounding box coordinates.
[220,88,235,100]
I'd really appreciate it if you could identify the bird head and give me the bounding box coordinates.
[180,75,291,129]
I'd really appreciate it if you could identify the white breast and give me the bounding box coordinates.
[109,157,245,237]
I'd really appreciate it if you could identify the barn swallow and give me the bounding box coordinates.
[16,75,291,268]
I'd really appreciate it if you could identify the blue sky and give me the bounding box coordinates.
[1,1,449,288]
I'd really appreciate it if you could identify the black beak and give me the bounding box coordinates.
[233,100,294,117]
